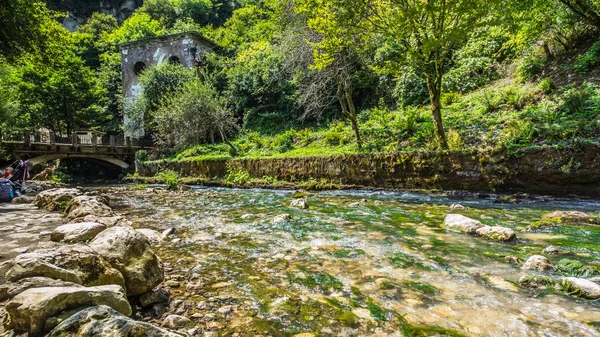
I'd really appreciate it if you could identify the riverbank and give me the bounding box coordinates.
[0,186,184,336]
[134,143,600,197]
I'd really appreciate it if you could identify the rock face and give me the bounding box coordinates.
[290,198,309,209]
[51,222,107,243]
[137,228,164,246]
[5,244,125,287]
[4,285,131,336]
[47,305,183,337]
[475,226,516,242]
[522,255,553,271]
[34,188,80,212]
[560,277,600,299]
[542,211,599,225]
[89,226,164,296]
[442,214,484,234]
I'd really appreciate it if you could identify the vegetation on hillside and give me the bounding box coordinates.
[0,0,599,160]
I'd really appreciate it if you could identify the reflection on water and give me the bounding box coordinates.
[111,186,600,336]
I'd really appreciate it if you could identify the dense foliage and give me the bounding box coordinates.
[0,0,599,158]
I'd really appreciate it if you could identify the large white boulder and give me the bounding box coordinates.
[542,211,599,225]
[522,255,553,271]
[560,277,600,299]
[475,226,516,242]
[34,188,80,212]
[442,214,484,234]
[4,285,131,336]
[5,244,125,287]
[51,222,107,243]
[65,195,114,221]
[89,226,164,296]
[47,305,183,337]
[0,277,80,302]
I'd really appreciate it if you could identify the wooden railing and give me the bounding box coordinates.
[0,130,152,148]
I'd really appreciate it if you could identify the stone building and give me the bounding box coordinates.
[120,31,217,139]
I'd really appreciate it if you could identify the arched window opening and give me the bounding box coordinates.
[168,55,180,65]
[133,61,146,76]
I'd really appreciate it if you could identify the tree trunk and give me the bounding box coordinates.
[219,128,237,156]
[425,75,449,149]
[337,79,362,150]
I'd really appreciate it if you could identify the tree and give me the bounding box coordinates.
[297,0,498,149]
[0,0,52,61]
[555,0,600,28]
[153,76,238,153]
[13,21,107,135]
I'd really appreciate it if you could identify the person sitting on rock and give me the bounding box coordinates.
[4,167,14,179]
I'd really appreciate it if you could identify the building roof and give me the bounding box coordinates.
[119,31,219,50]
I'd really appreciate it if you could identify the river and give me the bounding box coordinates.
[106,186,600,336]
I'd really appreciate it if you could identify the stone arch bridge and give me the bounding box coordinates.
[1,131,151,169]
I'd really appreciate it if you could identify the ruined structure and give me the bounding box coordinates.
[120,32,217,139]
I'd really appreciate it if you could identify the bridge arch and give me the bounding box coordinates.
[30,154,131,169]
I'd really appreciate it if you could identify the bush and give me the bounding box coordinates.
[226,168,251,185]
[538,78,554,94]
[135,149,149,162]
[561,82,599,115]
[157,170,179,190]
[447,129,464,150]
[274,129,297,153]
[394,66,429,107]
[574,40,600,75]
[517,55,545,82]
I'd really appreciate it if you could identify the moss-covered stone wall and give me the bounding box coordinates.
[137,144,600,197]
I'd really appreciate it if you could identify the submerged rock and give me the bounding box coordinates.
[542,211,599,225]
[89,226,164,296]
[139,288,170,308]
[519,275,555,290]
[449,203,466,209]
[560,277,600,299]
[4,285,131,336]
[442,214,484,234]
[50,222,107,243]
[162,314,191,329]
[475,226,516,242]
[290,198,309,209]
[522,255,553,271]
[542,245,562,255]
[5,244,125,287]
[47,305,183,337]
[34,188,80,212]
[273,214,292,224]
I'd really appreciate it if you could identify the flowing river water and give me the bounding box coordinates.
[106,186,600,336]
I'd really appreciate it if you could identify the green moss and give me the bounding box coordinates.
[399,316,468,337]
[554,259,599,278]
[291,271,344,294]
[389,252,415,268]
[404,281,439,295]
[367,298,387,321]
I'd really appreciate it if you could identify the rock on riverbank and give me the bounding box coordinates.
[442,214,516,242]
[1,188,172,337]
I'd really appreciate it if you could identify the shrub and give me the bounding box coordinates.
[157,170,179,190]
[274,129,297,153]
[517,55,545,82]
[447,129,464,150]
[561,82,599,115]
[226,168,251,185]
[574,40,600,75]
[135,149,149,162]
[325,130,342,146]
[441,92,462,106]
[394,66,429,107]
[538,78,554,94]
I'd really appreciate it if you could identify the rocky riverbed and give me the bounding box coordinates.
[1,185,600,336]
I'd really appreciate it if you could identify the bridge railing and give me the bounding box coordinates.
[0,130,152,148]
